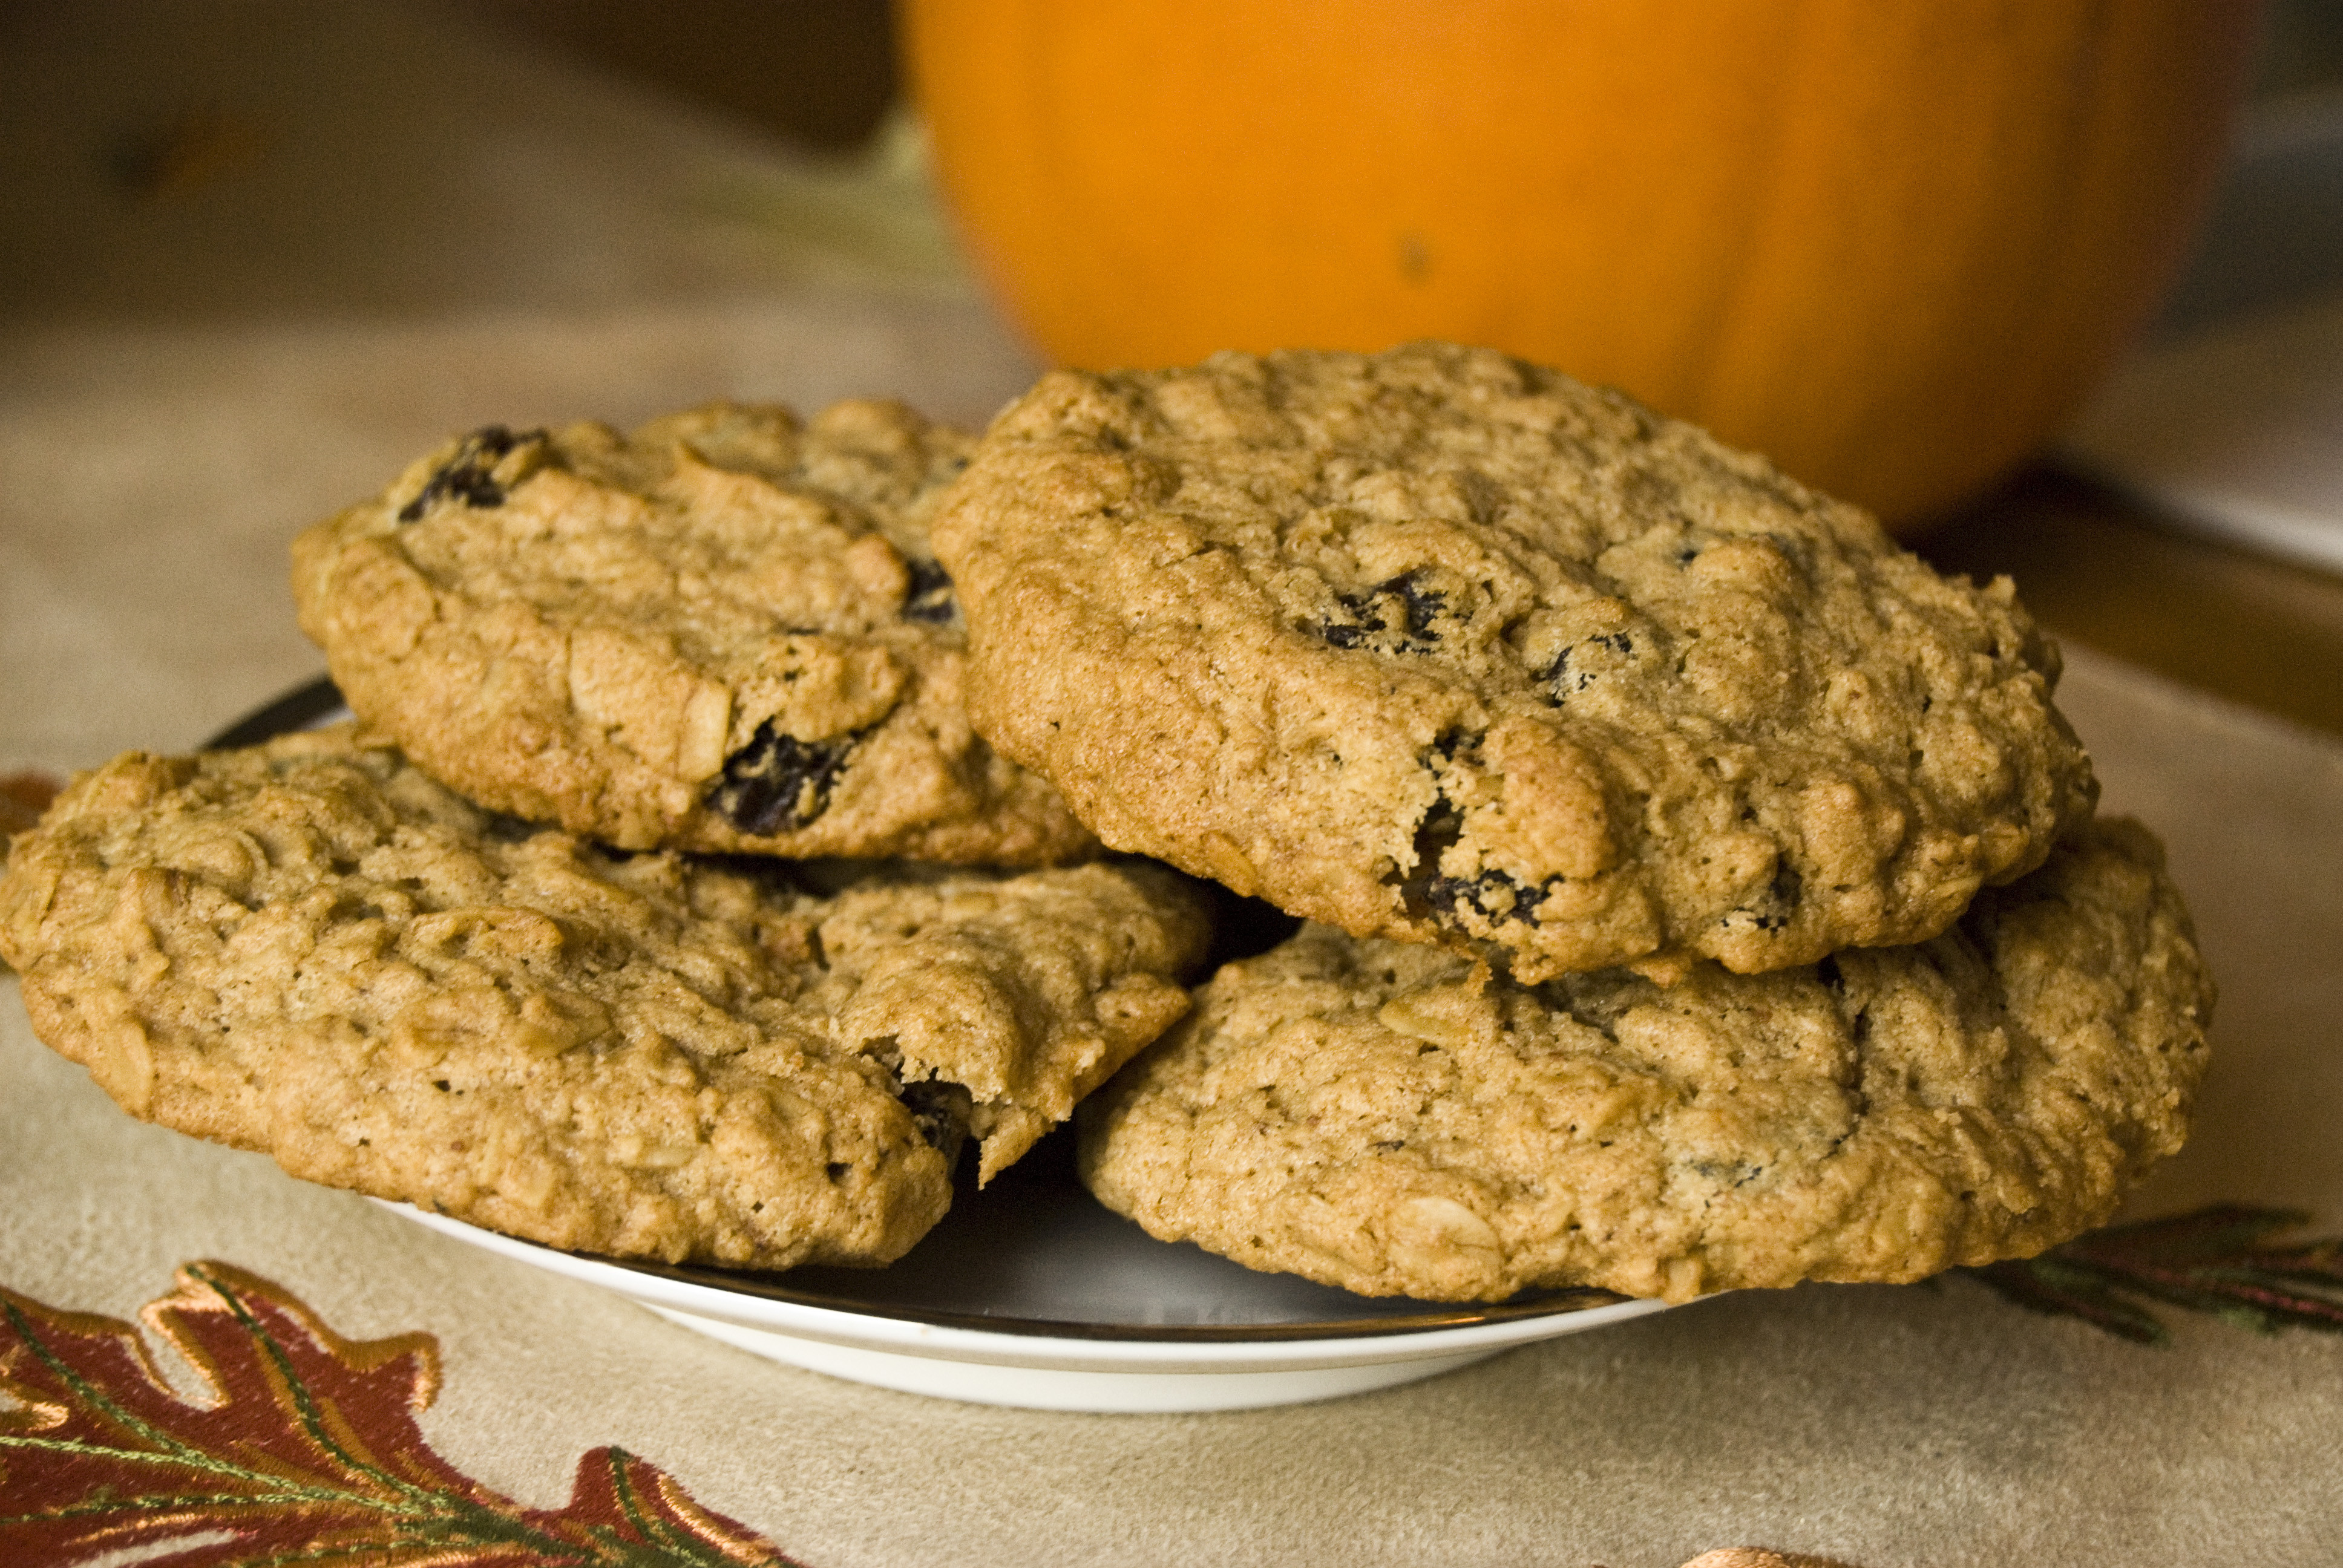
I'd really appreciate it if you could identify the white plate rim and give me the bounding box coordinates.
[379,1201,1676,1375]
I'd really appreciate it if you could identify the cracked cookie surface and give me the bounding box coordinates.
[933,343,2097,978]
[1080,819,2209,1302]
[0,728,1208,1269]
[293,399,1097,863]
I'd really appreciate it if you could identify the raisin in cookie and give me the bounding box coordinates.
[0,728,1208,1269]
[933,343,2096,979]
[293,399,1096,864]
[1081,818,2209,1302]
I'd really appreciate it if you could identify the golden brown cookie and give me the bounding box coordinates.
[0,728,1210,1269]
[1081,819,2209,1302]
[934,343,2097,978]
[292,399,1097,864]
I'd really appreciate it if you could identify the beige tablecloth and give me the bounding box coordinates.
[5,6,2340,1563]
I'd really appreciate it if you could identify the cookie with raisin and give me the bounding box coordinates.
[0,728,1210,1269]
[293,399,1097,864]
[1081,818,2209,1302]
[932,343,2097,979]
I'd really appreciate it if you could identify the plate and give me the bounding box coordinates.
[225,678,1674,1411]
[373,1141,1671,1412]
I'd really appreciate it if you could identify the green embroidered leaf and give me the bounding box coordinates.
[0,1261,797,1566]
[1964,1204,2343,1345]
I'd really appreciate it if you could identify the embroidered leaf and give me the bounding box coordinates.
[0,1260,797,1566]
[1964,1204,2343,1345]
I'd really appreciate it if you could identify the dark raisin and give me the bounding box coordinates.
[1815,953,1844,993]
[396,426,542,522]
[1424,866,1547,925]
[1544,632,1636,703]
[1427,727,1472,763]
[704,720,862,835]
[900,558,957,623]
[1312,572,1447,653]
[1390,736,1544,923]
[899,1079,973,1169]
[1379,571,1446,639]
[1314,590,1385,648]
[1393,796,1466,919]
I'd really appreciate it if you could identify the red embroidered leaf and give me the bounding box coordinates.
[1965,1204,2343,1344]
[0,1261,798,1566]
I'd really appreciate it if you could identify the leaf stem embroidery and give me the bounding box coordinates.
[1962,1203,2343,1344]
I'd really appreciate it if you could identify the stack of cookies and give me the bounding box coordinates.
[936,344,2213,1303]
[0,399,1211,1274]
[0,344,2212,1304]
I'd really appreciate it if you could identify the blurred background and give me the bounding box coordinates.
[2,0,2340,763]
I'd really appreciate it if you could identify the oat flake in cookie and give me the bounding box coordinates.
[933,343,2097,978]
[1081,819,2209,1303]
[0,729,1209,1269]
[293,399,1097,864]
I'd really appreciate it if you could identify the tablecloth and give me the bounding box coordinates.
[5,5,2339,1563]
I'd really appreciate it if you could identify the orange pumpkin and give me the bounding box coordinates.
[903,0,2261,526]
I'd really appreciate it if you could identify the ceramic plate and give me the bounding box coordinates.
[224,679,1673,1411]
